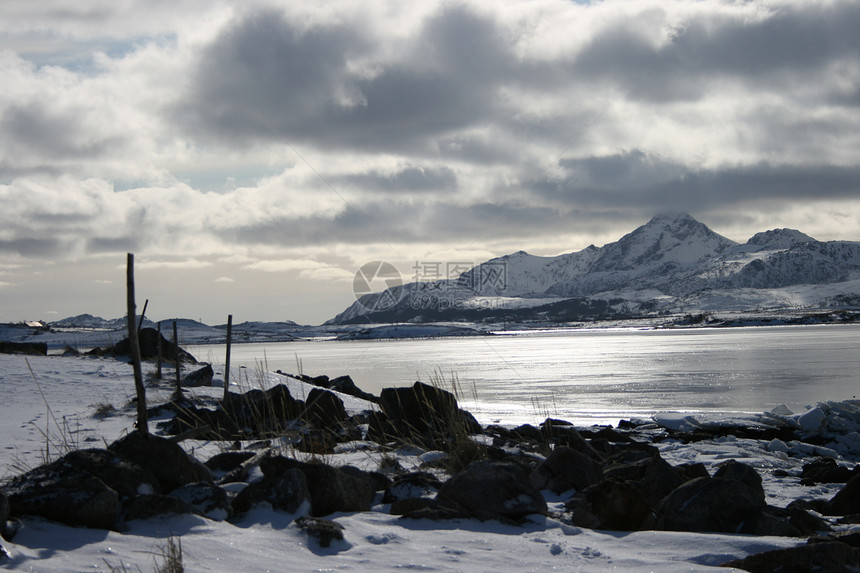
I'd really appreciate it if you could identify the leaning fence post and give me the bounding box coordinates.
[224,314,233,401]
[173,320,182,400]
[156,322,163,380]
[126,253,148,434]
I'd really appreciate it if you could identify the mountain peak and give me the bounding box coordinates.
[591,213,736,272]
[747,228,815,249]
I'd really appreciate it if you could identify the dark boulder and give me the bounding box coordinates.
[295,516,345,548]
[438,460,547,521]
[109,431,210,493]
[581,478,653,531]
[801,457,855,485]
[296,463,375,517]
[182,364,214,387]
[205,451,257,475]
[304,388,347,429]
[379,382,481,444]
[0,447,167,529]
[46,449,158,498]
[713,460,765,502]
[529,446,603,494]
[232,468,310,517]
[257,455,375,517]
[123,494,197,521]
[339,465,390,493]
[383,472,442,504]
[112,328,197,363]
[722,541,860,573]
[328,375,378,403]
[0,341,47,356]
[170,482,232,521]
[0,492,11,541]
[825,473,860,516]
[3,471,118,530]
[603,454,686,507]
[656,477,766,533]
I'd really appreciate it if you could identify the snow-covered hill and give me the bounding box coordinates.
[329,213,860,324]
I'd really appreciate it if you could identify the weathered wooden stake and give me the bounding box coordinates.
[173,320,182,399]
[126,253,148,434]
[156,322,163,380]
[224,314,233,401]
[137,299,149,335]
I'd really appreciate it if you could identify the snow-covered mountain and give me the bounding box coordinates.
[328,213,860,324]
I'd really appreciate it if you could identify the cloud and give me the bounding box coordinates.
[135,258,214,270]
[1,0,859,324]
[214,276,235,283]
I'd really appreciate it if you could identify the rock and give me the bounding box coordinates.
[205,451,257,475]
[295,516,344,548]
[123,494,197,521]
[722,541,860,573]
[675,462,710,482]
[170,482,232,521]
[389,497,436,516]
[182,364,214,387]
[0,448,164,529]
[529,446,603,494]
[304,388,347,429]
[0,492,9,540]
[328,375,378,402]
[4,472,118,530]
[809,531,860,548]
[582,478,653,531]
[257,456,375,517]
[801,457,855,485]
[0,341,47,355]
[540,419,605,461]
[112,328,197,363]
[438,460,547,521]
[232,468,310,517]
[339,465,390,493]
[603,453,687,506]
[297,463,375,517]
[825,473,860,516]
[220,385,305,435]
[109,431,210,493]
[379,382,481,444]
[713,460,764,502]
[656,477,766,533]
[382,472,442,504]
[52,449,159,498]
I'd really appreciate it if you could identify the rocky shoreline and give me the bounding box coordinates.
[2,353,860,571]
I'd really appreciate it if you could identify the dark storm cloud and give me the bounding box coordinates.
[0,237,67,257]
[0,102,124,179]
[335,165,457,193]
[227,195,600,249]
[528,152,860,213]
[175,5,520,152]
[572,2,860,102]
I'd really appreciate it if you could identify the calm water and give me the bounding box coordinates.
[187,325,860,426]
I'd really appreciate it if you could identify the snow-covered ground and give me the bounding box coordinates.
[1,351,857,572]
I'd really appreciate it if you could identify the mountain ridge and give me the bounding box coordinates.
[328,213,860,324]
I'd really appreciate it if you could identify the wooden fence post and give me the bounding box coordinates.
[156,322,163,380]
[173,320,182,400]
[224,314,233,401]
[126,253,148,434]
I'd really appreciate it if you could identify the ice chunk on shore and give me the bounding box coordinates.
[797,407,826,434]
[653,413,700,432]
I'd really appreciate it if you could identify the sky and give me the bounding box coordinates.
[1,0,859,326]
